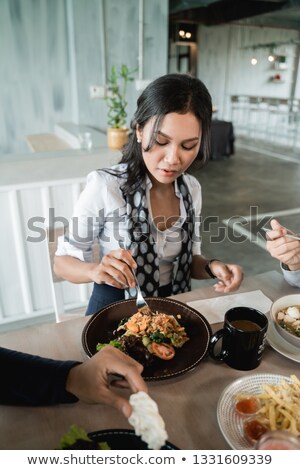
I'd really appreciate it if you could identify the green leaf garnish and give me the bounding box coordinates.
[58,425,110,450]
[96,339,123,351]
[59,425,92,449]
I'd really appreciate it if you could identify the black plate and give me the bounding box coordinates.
[88,429,179,450]
[82,297,212,381]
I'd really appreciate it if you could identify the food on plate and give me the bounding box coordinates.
[96,306,189,366]
[128,391,168,450]
[276,305,300,338]
[58,425,110,450]
[235,374,300,442]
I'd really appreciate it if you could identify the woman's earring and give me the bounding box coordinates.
[137,138,141,143]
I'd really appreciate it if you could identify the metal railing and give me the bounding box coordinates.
[231,95,300,152]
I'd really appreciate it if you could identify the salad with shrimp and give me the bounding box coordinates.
[96,306,189,365]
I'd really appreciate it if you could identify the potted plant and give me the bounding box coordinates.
[105,64,136,150]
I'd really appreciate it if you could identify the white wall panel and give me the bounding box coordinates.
[0,179,92,325]
[0,145,120,329]
[19,187,49,312]
[50,184,76,223]
[0,192,26,317]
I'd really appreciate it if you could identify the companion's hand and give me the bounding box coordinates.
[88,248,137,288]
[210,260,244,293]
[66,346,148,418]
[266,219,300,270]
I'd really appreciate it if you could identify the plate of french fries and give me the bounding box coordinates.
[217,373,300,449]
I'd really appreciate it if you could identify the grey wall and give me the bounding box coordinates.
[3,0,298,158]
[196,24,300,120]
[1,0,73,156]
[0,0,168,157]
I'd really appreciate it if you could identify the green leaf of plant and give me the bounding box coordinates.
[104,64,136,128]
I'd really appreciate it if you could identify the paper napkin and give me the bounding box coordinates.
[187,290,272,325]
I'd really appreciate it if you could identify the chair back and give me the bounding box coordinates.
[45,225,68,322]
[46,225,98,322]
[47,226,65,283]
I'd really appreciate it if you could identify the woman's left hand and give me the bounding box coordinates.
[210,261,244,293]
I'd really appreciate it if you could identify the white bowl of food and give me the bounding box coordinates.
[270,294,300,348]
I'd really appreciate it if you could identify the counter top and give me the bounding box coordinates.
[0,147,121,190]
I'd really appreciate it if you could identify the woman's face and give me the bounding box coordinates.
[136,112,202,185]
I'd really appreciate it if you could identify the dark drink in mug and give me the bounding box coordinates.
[209,307,268,371]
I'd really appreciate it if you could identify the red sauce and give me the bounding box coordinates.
[235,397,259,415]
[244,419,268,443]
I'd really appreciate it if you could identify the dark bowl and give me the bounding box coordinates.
[88,429,179,450]
[82,297,212,381]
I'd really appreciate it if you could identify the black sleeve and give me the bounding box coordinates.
[0,346,81,406]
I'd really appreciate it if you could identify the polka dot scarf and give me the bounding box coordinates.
[122,175,194,298]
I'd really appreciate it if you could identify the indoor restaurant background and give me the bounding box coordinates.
[1,0,300,331]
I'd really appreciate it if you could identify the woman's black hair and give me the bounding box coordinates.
[117,73,212,194]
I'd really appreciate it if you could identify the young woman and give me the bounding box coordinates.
[54,73,243,314]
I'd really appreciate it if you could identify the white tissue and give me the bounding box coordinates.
[187,290,272,325]
[128,391,168,450]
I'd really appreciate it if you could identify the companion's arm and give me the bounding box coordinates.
[0,346,79,406]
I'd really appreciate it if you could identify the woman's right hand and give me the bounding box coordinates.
[88,248,137,288]
[266,219,300,270]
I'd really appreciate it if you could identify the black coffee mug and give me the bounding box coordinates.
[209,306,268,371]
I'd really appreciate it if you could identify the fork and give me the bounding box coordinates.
[119,239,151,311]
[131,267,151,311]
[262,228,300,241]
